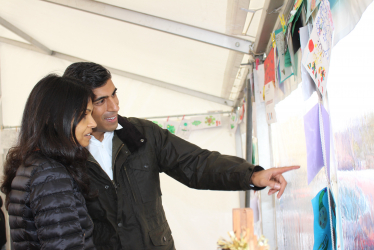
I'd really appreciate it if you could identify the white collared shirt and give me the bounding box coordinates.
[87,124,123,180]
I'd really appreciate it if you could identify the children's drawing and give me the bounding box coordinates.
[275,28,293,83]
[192,120,201,126]
[302,0,334,97]
[264,48,275,85]
[167,125,175,134]
[205,116,216,126]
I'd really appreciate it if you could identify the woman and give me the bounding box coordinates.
[1,75,97,249]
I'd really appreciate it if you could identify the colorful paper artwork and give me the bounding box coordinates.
[191,120,201,126]
[229,111,239,135]
[300,24,317,100]
[302,0,334,96]
[165,120,180,135]
[303,103,330,184]
[312,188,337,250]
[178,119,192,139]
[205,116,216,126]
[275,29,294,83]
[264,47,275,85]
[265,81,277,124]
[254,64,265,103]
[190,115,222,130]
[306,0,321,22]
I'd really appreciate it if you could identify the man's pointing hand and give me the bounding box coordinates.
[250,166,300,198]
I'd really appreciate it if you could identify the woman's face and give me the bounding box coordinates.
[75,100,97,147]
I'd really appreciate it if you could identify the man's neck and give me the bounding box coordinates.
[92,131,105,142]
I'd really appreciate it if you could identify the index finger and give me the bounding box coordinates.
[272,166,300,176]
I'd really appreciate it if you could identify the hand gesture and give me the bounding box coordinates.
[251,166,300,198]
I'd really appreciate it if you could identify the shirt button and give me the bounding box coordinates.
[140,139,144,143]
[118,223,123,227]
[144,165,148,169]
[125,151,129,154]
[163,236,166,242]
[105,185,109,189]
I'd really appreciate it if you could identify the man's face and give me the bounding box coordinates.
[92,79,120,133]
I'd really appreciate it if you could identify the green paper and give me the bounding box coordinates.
[293,50,298,76]
[292,1,303,36]
[284,49,292,68]
[192,120,201,126]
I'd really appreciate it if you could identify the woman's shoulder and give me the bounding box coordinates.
[16,152,68,179]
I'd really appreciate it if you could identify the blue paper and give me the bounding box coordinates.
[312,188,337,250]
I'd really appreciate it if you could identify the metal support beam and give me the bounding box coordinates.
[0,37,235,107]
[252,0,286,54]
[0,16,53,55]
[245,73,253,207]
[41,0,253,54]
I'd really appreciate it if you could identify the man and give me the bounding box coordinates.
[63,62,299,250]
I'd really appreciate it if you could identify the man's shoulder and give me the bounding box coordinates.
[118,115,154,128]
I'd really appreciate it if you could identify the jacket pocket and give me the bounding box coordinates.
[128,152,161,203]
[149,221,172,246]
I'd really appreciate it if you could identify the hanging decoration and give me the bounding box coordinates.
[229,110,240,135]
[178,119,192,139]
[165,120,180,135]
[265,81,277,124]
[275,28,294,84]
[312,188,337,250]
[302,0,334,97]
[264,47,275,85]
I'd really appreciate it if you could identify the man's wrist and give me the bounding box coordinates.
[249,166,265,190]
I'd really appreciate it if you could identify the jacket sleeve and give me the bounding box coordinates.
[29,162,85,250]
[151,121,265,191]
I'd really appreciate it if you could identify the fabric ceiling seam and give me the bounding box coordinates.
[0,16,53,55]
[41,0,253,54]
[0,37,235,107]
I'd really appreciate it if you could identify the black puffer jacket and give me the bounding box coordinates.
[7,152,96,250]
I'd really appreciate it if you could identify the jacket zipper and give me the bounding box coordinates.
[124,167,137,203]
[114,145,137,203]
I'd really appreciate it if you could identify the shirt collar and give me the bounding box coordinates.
[89,123,123,144]
[116,123,123,130]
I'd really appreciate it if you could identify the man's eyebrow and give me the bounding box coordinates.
[86,108,92,112]
[93,95,108,102]
[112,88,117,95]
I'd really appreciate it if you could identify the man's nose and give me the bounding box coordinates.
[108,97,119,112]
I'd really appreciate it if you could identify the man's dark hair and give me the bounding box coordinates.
[1,74,96,208]
[63,62,111,89]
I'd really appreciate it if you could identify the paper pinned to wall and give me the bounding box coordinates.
[254,64,265,102]
[319,104,331,180]
[165,120,180,135]
[304,104,324,184]
[304,103,331,184]
[265,81,277,124]
[306,0,321,22]
[300,25,316,100]
[264,47,275,85]
[302,0,334,96]
[190,114,222,130]
[275,29,294,83]
[312,187,337,250]
[178,119,192,139]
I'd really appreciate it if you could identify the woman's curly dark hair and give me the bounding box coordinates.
[1,74,96,209]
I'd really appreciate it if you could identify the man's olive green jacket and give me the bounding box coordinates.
[86,116,264,250]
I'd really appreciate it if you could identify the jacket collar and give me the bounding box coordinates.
[115,115,147,153]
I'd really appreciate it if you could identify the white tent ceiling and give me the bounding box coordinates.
[0,0,274,112]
